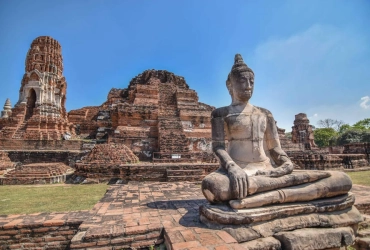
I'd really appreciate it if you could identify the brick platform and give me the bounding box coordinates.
[1,183,369,250]
[70,182,241,250]
[0,211,92,250]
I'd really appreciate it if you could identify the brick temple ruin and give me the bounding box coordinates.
[68,69,215,162]
[0,36,370,250]
[279,113,370,171]
[0,36,369,185]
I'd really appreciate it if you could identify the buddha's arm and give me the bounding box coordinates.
[211,116,234,170]
[211,110,248,198]
[259,114,294,177]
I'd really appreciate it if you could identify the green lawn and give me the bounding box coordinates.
[346,170,370,187]
[0,171,369,215]
[0,184,108,215]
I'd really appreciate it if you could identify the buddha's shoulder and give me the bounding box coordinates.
[211,106,230,118]
[253,106,274,118]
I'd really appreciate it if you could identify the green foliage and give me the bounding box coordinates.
[314,128,337,148]
[315,118,370,147]
[338,124,351,134]
[353,118,370,130]
[336,129,370,145]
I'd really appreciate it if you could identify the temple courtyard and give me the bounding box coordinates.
[0,177,369,250]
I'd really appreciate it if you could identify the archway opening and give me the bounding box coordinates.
[25,89,36,120]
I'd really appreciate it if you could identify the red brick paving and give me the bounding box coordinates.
[0,183,369,249]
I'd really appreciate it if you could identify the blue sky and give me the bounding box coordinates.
[0,0,369,130]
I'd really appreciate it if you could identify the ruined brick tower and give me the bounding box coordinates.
[19,36,67,119]
[291,113,316,150]
[0,36,74,140]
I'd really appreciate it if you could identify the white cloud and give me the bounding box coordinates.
[249,24,370,131]
[360,96,370,109]
[308,113,318,119]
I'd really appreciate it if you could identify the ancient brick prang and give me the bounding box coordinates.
[69,69,215,162]
[291,113,317,150]
[0,36,74,140]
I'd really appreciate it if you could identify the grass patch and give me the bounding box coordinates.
[0,184,108,215]
[346,170,370,186]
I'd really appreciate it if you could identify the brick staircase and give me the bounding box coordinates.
[157,83,190,158]
[12,120,27,139]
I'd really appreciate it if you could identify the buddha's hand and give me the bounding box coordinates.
[227,162,248,199]
[256,160,294,178]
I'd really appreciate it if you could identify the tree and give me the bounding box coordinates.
[337,129,370,145]
[314,128,337,148]
[317,119,344,131]
[338,124,351,134]
[353,118,370,130]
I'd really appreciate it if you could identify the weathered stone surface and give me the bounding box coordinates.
[355,237,370,250]
[200,54,363,249]
[200,206,362,243]
[274,227,355,250]
[200,193,356,225]
[230,171,352,209]
[239,237,281,250]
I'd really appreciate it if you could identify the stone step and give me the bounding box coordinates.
[239,236,281,250]
[166,169,204,176]
[358,228,370,238]
[359,214,370,230]
[166,175,205,182]
[355,237,370,250]
[70,224,163,249]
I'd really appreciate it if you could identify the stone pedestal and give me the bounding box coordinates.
[200,193,363,249]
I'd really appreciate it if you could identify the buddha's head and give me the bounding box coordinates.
[226,54,254,104]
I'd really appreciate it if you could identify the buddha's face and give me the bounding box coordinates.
[231,71,254,103]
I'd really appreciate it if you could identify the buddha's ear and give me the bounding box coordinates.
[226,73,233,97]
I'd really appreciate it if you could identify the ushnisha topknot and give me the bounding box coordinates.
[231,54,254,76]
[226,54,254,97]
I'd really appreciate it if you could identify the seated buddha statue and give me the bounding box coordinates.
[201,54,352,209]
